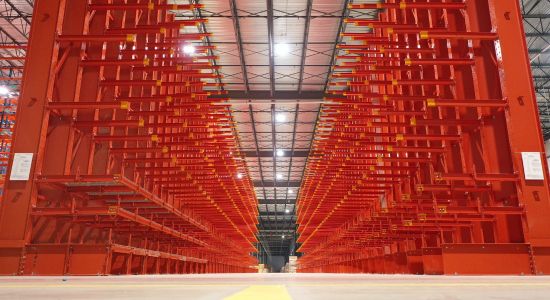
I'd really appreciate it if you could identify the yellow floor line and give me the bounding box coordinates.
[223,285,292,300]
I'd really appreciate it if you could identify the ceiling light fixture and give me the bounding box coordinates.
[183,44,196,55]
[276,173,283,180]
[276,149,285,157]
[285,209,290,214]
[275,113,286,122]
[237,173,243,179]
[274,43,290,56]
[282,235,286,239]
[0,86,10,96]
[288,189,294,194]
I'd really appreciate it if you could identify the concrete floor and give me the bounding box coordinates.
[1,273,550,300]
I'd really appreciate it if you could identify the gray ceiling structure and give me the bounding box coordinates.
[189,0,347,258]
[522,0,550,139]
[2,0,550,260]
[0,0,31,86]
[185,0,377,258]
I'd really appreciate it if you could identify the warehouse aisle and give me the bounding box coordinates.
[1,273,549,300]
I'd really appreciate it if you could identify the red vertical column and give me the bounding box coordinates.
[489,0,550,274]
[0,0,65,274]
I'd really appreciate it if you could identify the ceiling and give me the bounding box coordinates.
[1,0,550,259]
[522,0,550,138]
[0,0,31,85]
[181,0,378,257]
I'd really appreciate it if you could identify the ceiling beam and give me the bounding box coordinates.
[259,199,297,205]
[523,14,550,19]
[211,90,326,100]
[260,227,296,235]
[205,41,335,45]
[298,0,314,93]
[258,229,295,233]
[260,240,292,244]
[260,212,296,217]
[175,14,345,19]
[254,181,301,187]
[229,0,249,91]
[526,32,550,37]
[243,150,309,157]
[529,49,550,54]
[216,64,332,67]
[193,3,223,87]
[219,82,327,86]
[4,0,32,25]
[258,233,294,237]
[260,225,296,231]
[267,0,275,94]
[323,0,351,91]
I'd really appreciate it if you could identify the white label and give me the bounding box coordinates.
[9,153,33,181]
[521,152,545,180]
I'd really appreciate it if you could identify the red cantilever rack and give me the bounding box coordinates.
[296,0,550,275]
[0,0,258,275]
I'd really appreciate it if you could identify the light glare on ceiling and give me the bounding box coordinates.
[0,86,10,96]
[276,113,286,122]
[274,43,290,56]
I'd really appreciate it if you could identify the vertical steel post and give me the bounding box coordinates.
[0,0,65,274]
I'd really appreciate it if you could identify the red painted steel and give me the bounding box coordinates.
[0,0,257,275]
[296,0,550,275]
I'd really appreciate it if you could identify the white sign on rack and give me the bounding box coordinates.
[9,153,34,181]
[521,152,545,180]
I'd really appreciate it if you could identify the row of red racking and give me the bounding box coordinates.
[0,97,16,194]
[0,44,23,195]
[296,0,550,275]
[0,0,258,275]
